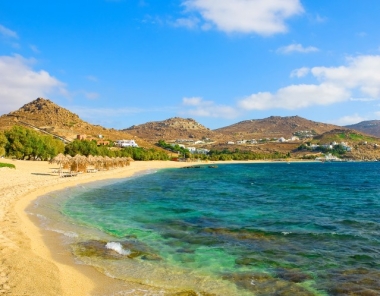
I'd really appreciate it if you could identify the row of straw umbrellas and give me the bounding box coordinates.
[50,153,133,175]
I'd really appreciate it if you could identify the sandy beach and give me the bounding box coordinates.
[0,158,196,296]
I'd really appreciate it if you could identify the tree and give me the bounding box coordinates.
[4,126,64,160]
[0,131,7,156]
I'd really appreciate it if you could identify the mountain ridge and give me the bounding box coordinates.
[345,120,380,137]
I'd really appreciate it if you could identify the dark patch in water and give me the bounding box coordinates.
[222,272,315,295]
[321,268,380,295]
[274,268,313,283]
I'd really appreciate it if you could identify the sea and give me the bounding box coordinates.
[28,162,380,295]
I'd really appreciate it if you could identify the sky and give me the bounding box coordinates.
[1,0,380,129]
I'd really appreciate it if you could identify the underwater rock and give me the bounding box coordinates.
[324,268,380,295]
[73,239,161,261]
[274,268,313,283]
[222,272,314,295]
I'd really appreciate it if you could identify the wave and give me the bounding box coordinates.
[47,228,78,238]
[105,242,131,256]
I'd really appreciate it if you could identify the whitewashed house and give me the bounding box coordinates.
[115,140,138,147]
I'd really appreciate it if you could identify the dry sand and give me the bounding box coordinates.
[0,158,193,296]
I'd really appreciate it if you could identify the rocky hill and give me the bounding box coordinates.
[0,98,154,148]
[345,120,380,137]
[309,129,380,160]
[214,116,341,139]
[123,117,220,143]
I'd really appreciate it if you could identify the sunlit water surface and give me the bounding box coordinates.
[30,163,380,295]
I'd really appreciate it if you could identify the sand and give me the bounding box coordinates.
[0,158,194,296]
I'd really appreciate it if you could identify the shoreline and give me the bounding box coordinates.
[0,159,194,295]
[0,158,317,295]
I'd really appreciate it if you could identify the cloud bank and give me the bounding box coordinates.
[239,55,380,110]
[0,55,66,115]
[181,0,304,35]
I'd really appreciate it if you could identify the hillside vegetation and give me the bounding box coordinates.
[1,98,380,161]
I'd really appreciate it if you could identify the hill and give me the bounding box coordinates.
[345,120,380,137]
[309,129,380,160]
[0,98,154,148]
[123,117,220,143]
[214,116,341,140]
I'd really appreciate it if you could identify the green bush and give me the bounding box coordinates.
[4,126,65,160]
[0,162,15,169]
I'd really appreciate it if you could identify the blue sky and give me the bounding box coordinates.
[1,0,380,129]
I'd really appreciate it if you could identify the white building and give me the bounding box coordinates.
[196,148,210,154]
[187,147,197,153]
[115,140,138,147]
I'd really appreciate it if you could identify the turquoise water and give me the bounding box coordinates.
[31,163,380,295]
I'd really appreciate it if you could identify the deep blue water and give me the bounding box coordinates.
[31,163,380,295]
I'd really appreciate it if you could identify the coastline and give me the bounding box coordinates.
[0,158,316,295]
[0,159,194,295]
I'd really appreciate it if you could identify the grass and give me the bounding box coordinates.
[0,162,15,169]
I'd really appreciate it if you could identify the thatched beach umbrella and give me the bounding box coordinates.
[104,156,112,170]
[72,154,87,172]
[50,153,68,177]
[95,156,104,170]
[87,155,97,165]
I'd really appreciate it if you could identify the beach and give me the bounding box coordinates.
[2,159,377,295]
[0,159,194,296]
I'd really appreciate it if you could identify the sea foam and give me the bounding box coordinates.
[105,242,131,256]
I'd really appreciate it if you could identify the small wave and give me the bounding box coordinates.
[105,242,131,256]
[47,228,78,238]
[282,232,292,235]
[36,213,47,221]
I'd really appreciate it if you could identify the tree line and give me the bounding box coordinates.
[0,126,65,160]
[0,126,171,161]
[64,139,170,160]
[207,149,289,161]
[0,126,289,161]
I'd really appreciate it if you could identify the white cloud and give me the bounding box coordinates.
[182,0,304,35]
[314,14,327,23]
[239,83,349,110]
[0,24,18,39]
[181,97,239,118]
[29,44,40,53]
[86,75,98,82]
[277,43,319,54]
[311,55,380,97]
[183,97,204,106]
[238,55,380,111]
[0,55,66,115]
[84,92,99,100]
[173,17,200,29]
[290,67,310,78]
[331,114,368,126]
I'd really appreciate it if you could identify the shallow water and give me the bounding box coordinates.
[30,163,380,295]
